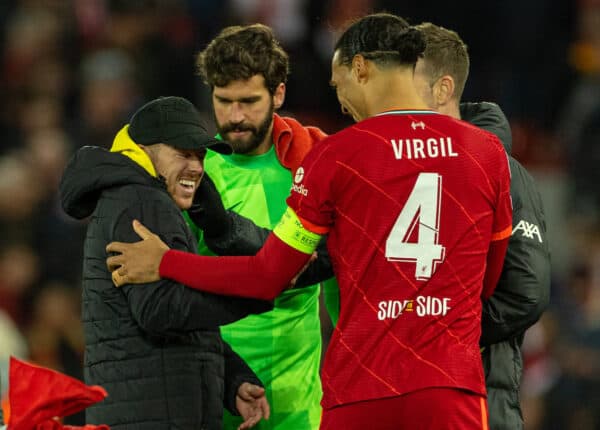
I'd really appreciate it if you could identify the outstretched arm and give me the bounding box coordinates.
[110,209,272,335]
[108,208,322,300]
[187,173,334,286]
[158,234,311,300]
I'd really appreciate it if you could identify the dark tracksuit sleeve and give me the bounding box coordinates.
[205,210,334,287]
[114,205,273,336]
[480,159,551,347]
[203,210,270,255]
[223,342,263,415]
[462,102,551,347]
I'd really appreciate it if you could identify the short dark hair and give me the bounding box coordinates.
[415,22,470,101]
[196,24,289,95]
[334,13,426,69]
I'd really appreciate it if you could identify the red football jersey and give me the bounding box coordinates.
[287,110,512,409]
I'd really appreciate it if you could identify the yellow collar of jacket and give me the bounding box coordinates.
[110,125,158,178]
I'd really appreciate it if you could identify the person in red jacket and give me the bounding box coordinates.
[107,13,512,430]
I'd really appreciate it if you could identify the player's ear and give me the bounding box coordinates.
[434,75,455,106]
[352,54,369,83]
[273,83,286,109]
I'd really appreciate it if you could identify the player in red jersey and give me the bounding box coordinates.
[107,13,511,430]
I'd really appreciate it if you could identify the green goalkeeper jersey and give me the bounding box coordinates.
[191,146,323,430]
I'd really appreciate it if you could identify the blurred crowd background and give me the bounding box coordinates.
[0,0,599,428]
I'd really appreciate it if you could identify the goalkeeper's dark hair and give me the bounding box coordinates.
[196,24,289,95]
[334,13,426,69]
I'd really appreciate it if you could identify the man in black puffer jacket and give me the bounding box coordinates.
[60,96,272,430]
[460,101,550,430]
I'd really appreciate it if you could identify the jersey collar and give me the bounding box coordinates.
[375,109,438,116]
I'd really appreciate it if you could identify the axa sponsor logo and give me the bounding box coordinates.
[377,296,451,321]
[291,166,308,196]
[512,219,543,243]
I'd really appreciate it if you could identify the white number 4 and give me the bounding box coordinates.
[385,172,446,280]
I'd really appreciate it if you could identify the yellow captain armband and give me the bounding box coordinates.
[273,207,323,254]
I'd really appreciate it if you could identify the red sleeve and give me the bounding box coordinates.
[482,145,512,299]
[159,233,311,300]
[491,149,513,241]
[481,136,512,299]
[481,236,509,299]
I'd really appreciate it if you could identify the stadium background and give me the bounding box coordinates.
[0,0,599,428]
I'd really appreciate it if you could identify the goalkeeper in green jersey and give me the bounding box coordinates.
[185,24,337,429]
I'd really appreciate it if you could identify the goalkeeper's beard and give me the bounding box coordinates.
[215,102,274,154]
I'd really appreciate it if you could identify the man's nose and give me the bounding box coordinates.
[229,102,245,123]
[187,158,204,174]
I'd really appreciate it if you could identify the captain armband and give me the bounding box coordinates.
[273,207,322,255]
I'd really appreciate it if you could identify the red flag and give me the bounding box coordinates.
[7,356,109,430]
